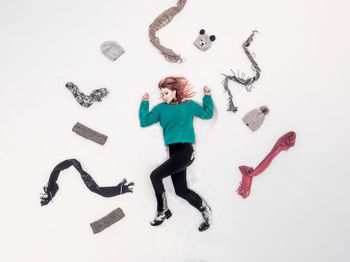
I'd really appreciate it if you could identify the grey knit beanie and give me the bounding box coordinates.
[242,106,269,131]
[90,207,125,234]
[100,41,125,61]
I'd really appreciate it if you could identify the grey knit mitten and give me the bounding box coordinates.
[90,207,125,234]
[72,122,108,145]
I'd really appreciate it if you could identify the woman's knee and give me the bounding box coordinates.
[150,170,160,182]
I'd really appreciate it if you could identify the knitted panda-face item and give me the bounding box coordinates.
[193,29,216,51]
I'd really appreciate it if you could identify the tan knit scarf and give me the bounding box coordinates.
[149,0,187,63]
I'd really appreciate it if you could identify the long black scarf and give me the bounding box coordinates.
[40,159,134,206]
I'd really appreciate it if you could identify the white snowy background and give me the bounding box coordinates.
[1,0,349,261]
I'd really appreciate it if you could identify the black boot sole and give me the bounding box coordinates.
[198,222,210,232]
[150,210,172,226]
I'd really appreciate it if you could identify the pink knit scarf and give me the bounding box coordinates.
[237,131,296,198]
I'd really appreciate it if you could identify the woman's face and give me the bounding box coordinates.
[161,88,176,104]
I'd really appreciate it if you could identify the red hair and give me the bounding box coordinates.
[158,76,195,103]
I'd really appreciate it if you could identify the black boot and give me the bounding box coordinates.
[198,200,212,232]
[150,192,172,226]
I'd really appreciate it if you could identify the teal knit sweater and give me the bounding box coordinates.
[139,95,214,145]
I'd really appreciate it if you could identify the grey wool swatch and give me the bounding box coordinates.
[90,207,125,234]
[72,122,108,145]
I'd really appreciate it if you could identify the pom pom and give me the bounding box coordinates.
[260,106,269,114]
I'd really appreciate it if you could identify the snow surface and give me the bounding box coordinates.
[1,0,350,261]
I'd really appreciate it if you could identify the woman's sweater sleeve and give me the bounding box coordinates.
[139,101,160,127]
[191,95,214,119]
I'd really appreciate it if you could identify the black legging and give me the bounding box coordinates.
[150,143,203,210]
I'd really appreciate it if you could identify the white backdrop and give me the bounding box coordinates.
[1,0,350,261]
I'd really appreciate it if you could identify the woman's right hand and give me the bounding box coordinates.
[203,86,211,95]
[142,92,149,101]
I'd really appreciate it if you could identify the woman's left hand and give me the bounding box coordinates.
[203,86,211,95]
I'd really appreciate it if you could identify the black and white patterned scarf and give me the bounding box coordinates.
[65,82,109,108]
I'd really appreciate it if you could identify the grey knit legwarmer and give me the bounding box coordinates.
[72,122,108,145]
[90,207,125,234]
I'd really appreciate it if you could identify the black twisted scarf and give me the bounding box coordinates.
[40,159,134,206]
